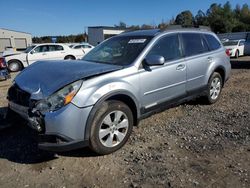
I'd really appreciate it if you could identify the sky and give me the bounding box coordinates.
[0,0,249,36]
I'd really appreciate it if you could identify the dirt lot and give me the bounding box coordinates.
[0,57,249,188]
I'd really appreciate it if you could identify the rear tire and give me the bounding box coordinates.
[89,100,134,155]
[8,60,22,72]
[205,72,223,104]
[235,50,239,59]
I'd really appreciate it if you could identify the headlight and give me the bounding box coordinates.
[35,80,82,113]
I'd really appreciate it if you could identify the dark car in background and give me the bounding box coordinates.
[0,57,11,81]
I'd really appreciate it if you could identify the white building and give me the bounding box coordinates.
[88,26,125,46]
[0,28,32,52]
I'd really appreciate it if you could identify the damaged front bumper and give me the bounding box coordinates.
[8,101,92,152]
[0,69,11,80]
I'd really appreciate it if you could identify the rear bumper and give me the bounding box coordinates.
[0,69,11,80]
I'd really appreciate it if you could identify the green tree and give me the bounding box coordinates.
[158,19,169,29]
[115,21,127,29]
[195,10,208,26]
[141,24,155,29]
[75,34,85,43]
[175,10,194,26]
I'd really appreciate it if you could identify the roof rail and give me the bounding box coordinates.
[162,25,211,31]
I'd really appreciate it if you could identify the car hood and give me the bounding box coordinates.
[3,50,20,57]
[15,60,123,99]
[3,52,25,58]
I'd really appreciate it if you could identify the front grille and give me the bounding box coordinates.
[8,84,31,107]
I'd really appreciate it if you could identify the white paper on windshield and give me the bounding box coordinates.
[128,39,147,44]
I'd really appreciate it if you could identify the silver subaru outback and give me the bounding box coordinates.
[7,29,231,154]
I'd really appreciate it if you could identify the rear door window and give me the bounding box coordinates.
[204,34,221,51]
[74,45,82,49]
[181,33,209,57]
[55,45,64,51]
[48,45,56,52]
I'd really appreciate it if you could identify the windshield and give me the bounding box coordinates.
[82,36,152,66]
[69,45,74,48]
[24,45,36,53]
[223,41,238,46]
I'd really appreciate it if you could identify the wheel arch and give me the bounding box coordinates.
[84,91,140,141]
[213,66,226,86]
[64,55,76,60]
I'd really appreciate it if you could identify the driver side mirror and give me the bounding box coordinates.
[30,50,34,54]
[144,55,165,66]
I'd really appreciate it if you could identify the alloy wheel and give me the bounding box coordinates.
[98,110,129,148]
[210,77,221,100]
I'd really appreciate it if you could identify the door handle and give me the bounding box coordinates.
[207,57,213,63]
[176,64,186,71]
[42,53,47,55]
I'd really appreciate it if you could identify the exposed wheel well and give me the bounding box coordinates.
[64,55,76,60]
[214,67,225,86]
[107,94,138,126]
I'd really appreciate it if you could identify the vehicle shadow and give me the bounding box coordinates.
[0,115,57,164]
[0,107,98,164]
[58,148,100,158]
[230,58,250,69]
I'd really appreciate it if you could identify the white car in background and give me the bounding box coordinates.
[69,43,94,54]
[223,39,245,58]
[4,43,85,72]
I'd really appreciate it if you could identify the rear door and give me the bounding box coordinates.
[238,40,245,56]
[181,33,211,93]
[47,45,65,60]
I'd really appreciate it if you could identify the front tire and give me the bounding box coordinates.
[8,60,22,72]
[205,72,223,104]
[90,100,134,155]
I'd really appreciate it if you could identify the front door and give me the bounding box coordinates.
[139,34,186,112]
[27,45,50,64]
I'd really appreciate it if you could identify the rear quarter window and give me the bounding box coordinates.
[204,34,221,51]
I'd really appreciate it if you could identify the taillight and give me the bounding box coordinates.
[225,49,230,57]
[0,57,7,68]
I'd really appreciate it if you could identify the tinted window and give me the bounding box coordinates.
[239,41,245,46]
[201,36,209,52]
[147,34,182,62]
[74,45,82,49]
[84,45,92,48]
[55,45,64,51]
[33,45,49,53]
[204,34,221,50]
[48,45,56,52]
[47,45,64,51]
[182,33,208,57]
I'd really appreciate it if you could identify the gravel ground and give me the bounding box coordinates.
[0,57,249,188]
